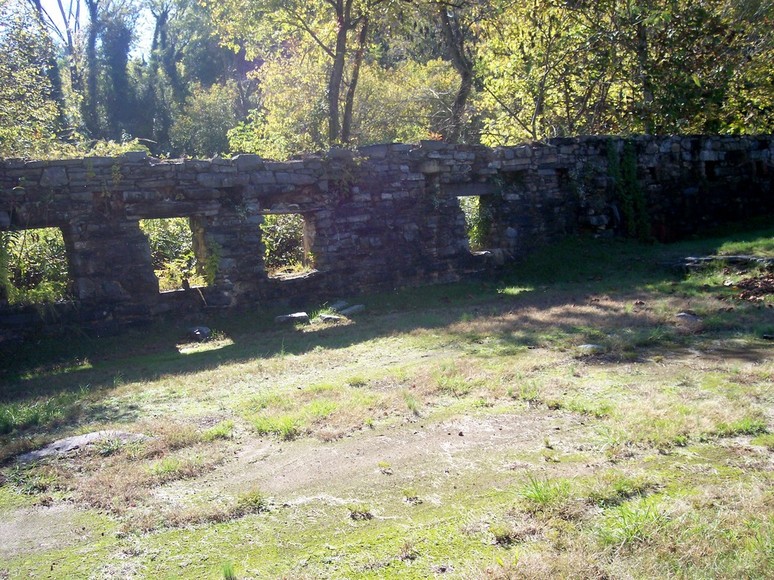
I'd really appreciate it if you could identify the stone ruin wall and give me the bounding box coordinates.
[1,135,772,340]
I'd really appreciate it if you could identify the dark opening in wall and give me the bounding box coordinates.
[260,213,316,279]
[457,196,491,252]
[704,161,718,180]
[0,227,72,305]
[139,217,212,292]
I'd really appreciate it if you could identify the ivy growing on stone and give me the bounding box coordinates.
[608,141,652,242]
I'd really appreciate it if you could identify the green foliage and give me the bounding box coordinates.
[139,218,210,290]
[201,241,221,286]
[3,0,774,160]
[86,139,149,157]
[608,141,652,242]
[597,497,667,547]
[347,59,460,145]
[252,415,301,440]
[1,228,70,305]
[227,40,459,159]
[519,476,572,514]
[433,363,473,397]
[202,420,234,442]
[171,82,241,157]
[478,0,613,143]
[346,502,374,520]
[235,489,268,515]
[713,417,768,438]
[477,0,774,144]
[259,214,309,273]
[228,50,329,160]
[221,562,237,580]
[458,196,490,251]
[0,2,61,158]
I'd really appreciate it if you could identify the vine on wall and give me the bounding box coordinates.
[608,141,652,242]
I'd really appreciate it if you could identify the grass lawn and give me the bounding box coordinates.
[1,224,773,579]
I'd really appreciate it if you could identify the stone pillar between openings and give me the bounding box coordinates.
[63,219,158,312]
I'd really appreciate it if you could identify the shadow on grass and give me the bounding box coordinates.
[1,227,772,445]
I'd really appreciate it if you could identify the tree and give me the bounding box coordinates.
[227,45,330,159]
[477,0,611,143]
[170,81,242,156]
[431,0,493,143]
[207,0,392,146]
[101,6,137,140]
[25,0,85,120]
[0,0,61,157]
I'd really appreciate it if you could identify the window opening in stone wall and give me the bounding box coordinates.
[139,218,209,292]
[0,227,72,305]
[457,196,490,252]
[260,213,316,279]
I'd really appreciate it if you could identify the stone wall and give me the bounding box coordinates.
[1,135,772,340]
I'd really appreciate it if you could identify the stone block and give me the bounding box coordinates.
[419,160,442,174]
[40,166,68,187]
[121,151,148,162]
[233,154,264,171]
[285,172,317,185]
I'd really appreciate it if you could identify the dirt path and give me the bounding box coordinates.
[0,504,99,559]
[159,407,594,511]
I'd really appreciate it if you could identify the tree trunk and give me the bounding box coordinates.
[635,19,654,133]
[327,1,352,145]
[84,0,101,138]
[341,17,369,144]
[438,7,475,144]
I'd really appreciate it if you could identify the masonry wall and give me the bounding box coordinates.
[1,135,772,341]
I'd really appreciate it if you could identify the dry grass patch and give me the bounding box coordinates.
[124,486,269,533]
[5,420,231,519]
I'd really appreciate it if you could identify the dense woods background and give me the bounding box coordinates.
[1,0,773,160]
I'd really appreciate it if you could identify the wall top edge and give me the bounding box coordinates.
[2,135,773,169]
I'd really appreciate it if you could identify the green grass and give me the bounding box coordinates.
[235,488,268,515]
[1,225,773,579]
[713,417,768,438]
[518,476,573,515]
[252,415,301,440]
[202,420,234,442]
[751,433,774,450]
[596,496,668,547]
[0,390,85,435]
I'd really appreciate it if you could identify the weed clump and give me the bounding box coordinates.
[252,415,301,440]
[235,489,269,515]
[202,420,235,442]
[347,502,373,520]
[596,497,667,548]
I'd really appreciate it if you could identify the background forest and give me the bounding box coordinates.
[1,0,773,161]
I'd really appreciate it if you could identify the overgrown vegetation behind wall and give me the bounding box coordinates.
[0,228,70,305]
[260,214,311,275]
[139,218,206,291]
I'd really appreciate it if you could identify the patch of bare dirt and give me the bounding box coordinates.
[164,409,594,505]
[0,504,92,559]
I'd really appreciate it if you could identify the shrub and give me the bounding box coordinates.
[1,228,70,304]
[260,214,309,273]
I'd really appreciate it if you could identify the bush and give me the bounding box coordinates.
[1,228,70,304]
[260,214,309,273]
[458,197,490,251]
[139,218,207,290]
